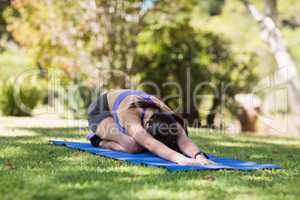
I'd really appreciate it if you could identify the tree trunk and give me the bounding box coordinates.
[206,97,221,128]
[241,0,300,116]
[241,0,297,80]
[181,95,201,128]
[265,0,278,24]
[179,67,201,128]
[228,94,261,132]
[237,108,258,132]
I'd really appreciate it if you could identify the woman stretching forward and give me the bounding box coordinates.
[87,89,215,165]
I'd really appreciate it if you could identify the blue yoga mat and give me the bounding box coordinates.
[51,140,282,172]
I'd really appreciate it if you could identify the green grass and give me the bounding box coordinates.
[0,127,300,200]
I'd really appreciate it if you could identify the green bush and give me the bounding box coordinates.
[65,82,96,119]
[0,81,42,116]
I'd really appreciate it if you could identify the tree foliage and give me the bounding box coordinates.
[136,17,258,126]
[5,1,92,78]
[197,0,225,16]
[0,80,43,116]
[4,0,162,87]
[0,0,10,40]
[1,0,262,126]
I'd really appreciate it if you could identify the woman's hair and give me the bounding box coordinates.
[146,112,179,151]
[129,100,187,129]
[129,100,161,110]
[129,100,187,152]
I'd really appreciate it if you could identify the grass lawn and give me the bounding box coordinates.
[0,124,300,200]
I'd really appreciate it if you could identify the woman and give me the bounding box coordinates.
[87,89,215,165]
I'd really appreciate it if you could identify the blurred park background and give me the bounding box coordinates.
[1,0,300,136]
[1,1,300,200]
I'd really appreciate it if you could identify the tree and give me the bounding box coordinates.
[241,0,300,117]
[136,18,206,126]
[135,17,258,127]
[5,1,93,77]
[5,0,160,87]
[265,0,277,23]
[92,0,161,88]
[4,0,192,117]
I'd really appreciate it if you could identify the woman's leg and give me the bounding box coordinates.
[95,117,144,153]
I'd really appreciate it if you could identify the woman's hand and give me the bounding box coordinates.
[177,156,215,166]
[195,155,216,165]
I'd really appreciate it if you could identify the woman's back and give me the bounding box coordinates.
[106,89,143,112]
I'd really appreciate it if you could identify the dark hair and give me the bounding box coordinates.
[146,112,179,151]
[129,101,186,128]
[129,100,161,110]
[129,100,188,151]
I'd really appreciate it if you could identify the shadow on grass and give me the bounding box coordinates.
[1,127,300,200]
[0,127,88,142]
[2,127,299,169]
[24,127,89,138]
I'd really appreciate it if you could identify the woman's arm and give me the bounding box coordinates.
[176,124,200,158]
[125,110,214,165]
[177,124,216,164]
[128,122,188,164]
[150,96,173,112]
